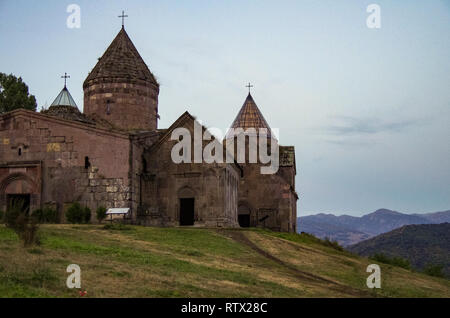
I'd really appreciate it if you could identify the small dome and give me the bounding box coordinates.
[50,86,78,107]
[225,93,274,139]
[43,86,93,124]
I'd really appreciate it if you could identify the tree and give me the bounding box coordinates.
[0,73,37,113]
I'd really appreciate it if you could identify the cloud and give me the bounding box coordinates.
[324,138,377,148]
[323,115,421,136]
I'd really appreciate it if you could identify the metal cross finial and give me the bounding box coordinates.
[61,72,70,88]
[118,10,128,28]
[246,82,254,94]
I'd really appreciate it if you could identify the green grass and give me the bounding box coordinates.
[0,224,449,298]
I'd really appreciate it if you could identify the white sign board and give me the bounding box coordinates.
[106,208,130,215]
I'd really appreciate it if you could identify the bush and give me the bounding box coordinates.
[4,201,39,247]
[423,264,445,278]
[83,207,91,224]
[370,253,411,270]
[66,202,83,224]
[0,210,4,223]
[66,202,91,224]
[66,203,90,224]
[96,206,107,223]
[31,207,58,224]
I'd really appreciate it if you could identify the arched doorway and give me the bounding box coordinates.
[238,204,251,228]
[178,186,195,226]
[0,173,37,215]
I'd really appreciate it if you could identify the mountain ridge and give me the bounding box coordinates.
[297,209,450,246]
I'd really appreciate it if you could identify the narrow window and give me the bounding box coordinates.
[142,156,147,173]
[84,156,91,169]
[18,148,22,156]
[106,100,111,115]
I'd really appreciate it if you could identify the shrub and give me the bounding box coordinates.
[83,207,91,224]
[370,253,411,270]
[4,201,40,247]
[96,206,107,223]
[31,209,43,222]
[31,207,58,224]
[0,210,4,223]
[423,264,445,278]
[66,203,84,224]
[45,207,58,223]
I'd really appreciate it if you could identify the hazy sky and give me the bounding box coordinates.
[0,0,449,216]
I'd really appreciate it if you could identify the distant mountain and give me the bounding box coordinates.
[298,215,371,246]
[348,223,450,277]
[297,209,450,246]
[416,210,450,223]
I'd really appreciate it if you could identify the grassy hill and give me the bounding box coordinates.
[348,223,450,277]
[0,224,449,298]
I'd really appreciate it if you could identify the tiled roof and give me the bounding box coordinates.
[225,93,273,139]
[50,86,78,107]
[83,27,158,87]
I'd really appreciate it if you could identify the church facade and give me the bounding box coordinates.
[0,27,298,232]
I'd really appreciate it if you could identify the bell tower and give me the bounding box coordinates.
[83,26,159,131]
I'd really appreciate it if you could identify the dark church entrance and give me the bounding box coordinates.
[238,204,251,228]
[179,198,195,226]
[7,194,31,215]
[238,214,250,227]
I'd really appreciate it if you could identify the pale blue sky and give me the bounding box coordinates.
[0,0,449,216]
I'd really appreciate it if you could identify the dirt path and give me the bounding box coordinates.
[218,230,372,297]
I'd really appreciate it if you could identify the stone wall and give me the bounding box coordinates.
[140,115,240,227]
[226,137,298,232]
[0,110,132,221]
[83,79,159,131]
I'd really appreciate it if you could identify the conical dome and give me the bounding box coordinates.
[50,86,78,107]
[225,93,273,139]
[82,27,160,131]
[83,27,157,87]
[44,86,92,124]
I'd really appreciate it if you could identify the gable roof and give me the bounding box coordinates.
[146,111,242,173]
[225,93,273,139]
[83,27,158,87]
[147,111,195,152]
